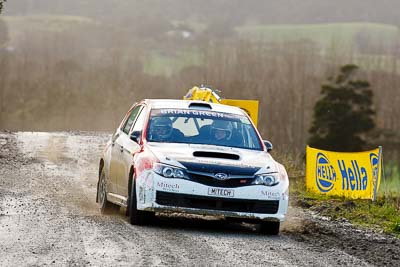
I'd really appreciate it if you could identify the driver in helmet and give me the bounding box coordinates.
[210,120,232,142]
[150,117,173,141]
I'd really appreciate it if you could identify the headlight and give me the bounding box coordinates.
[252,173,280,186]
[153,163,189,179]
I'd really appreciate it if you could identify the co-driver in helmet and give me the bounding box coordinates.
[150,117,173,141]
[210,120,232,142]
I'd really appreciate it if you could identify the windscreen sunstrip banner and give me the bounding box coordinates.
[306,146,382,199]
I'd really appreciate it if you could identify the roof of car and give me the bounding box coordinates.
[144,99,246,116]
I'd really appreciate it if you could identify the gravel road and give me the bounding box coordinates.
[1,132,399,266]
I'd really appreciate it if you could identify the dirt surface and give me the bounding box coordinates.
[1,132,399,266]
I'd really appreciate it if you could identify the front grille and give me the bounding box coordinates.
[179,161,260,188]
[155,191,279,214]
[189,173,254,188]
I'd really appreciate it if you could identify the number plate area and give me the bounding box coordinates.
[207,187,235,197]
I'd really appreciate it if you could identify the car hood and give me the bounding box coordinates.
[146,142,278,174]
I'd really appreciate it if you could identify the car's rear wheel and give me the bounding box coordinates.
[129,179,154,225]
[97,168,118,214]
[260,221,280,235]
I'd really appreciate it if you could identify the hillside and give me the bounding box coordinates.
[2,14,399,76]
[237,23,399,54]
[3,0,400,26]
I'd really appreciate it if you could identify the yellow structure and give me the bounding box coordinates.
[305,146,382,200]
[184,86,259,126]
[184,86,221,103]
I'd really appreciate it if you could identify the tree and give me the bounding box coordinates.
[308,64,375,151]
[0,0,6,14]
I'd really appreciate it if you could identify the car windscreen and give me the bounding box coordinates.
[146,109,263,150]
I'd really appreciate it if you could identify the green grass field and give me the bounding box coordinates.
[236,22,399,50]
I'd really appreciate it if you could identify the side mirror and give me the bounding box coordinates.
[130,131,141,143]
[263,140,273,152]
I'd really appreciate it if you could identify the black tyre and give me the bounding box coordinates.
[97,167,119,214]
[126,176,133,217]
[129,179,154,225]
[260,221,280,235]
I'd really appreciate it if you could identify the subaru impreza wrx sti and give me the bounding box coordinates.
[96,99,289,234]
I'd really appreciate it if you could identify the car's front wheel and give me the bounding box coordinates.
[129,179,154,225]
[97,167,118,214]
[260,221,280,235]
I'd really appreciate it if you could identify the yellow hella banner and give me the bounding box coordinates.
[306,146,382,199]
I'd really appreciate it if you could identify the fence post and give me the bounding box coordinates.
[372,146,383,202]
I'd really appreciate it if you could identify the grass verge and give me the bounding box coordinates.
[279,151,400,236]
[290,178,400,236]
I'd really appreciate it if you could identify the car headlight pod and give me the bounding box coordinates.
[153,163,189,179]
[252,173,280,186]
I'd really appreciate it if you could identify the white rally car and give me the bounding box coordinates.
[96,99,289,234]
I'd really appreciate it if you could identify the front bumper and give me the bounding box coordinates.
[136,171,289,221]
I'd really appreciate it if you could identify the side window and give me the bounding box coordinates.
[122,106,142,134]
[131,107,147,133]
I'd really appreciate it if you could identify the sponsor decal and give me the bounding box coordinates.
[138,186,145,203]
[306,146,380,199]
[370,153,379,184]
[157,182,180,193]
[261,190,280,199]
[316,152,337,193]
[137,171,154,189]
[208,188,234,197]
[338,159,368,191]
[143,171,154,189]
[160,109,225,118]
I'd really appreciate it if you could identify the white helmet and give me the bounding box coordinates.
[210,120,232,140]
[151,117,173,140]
